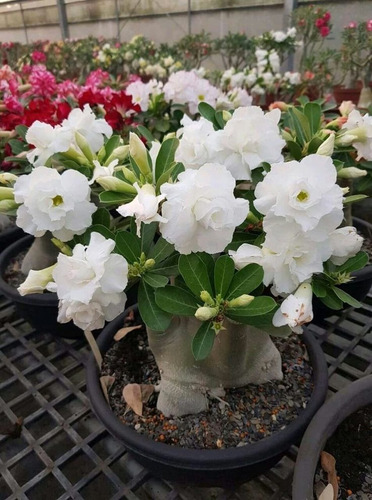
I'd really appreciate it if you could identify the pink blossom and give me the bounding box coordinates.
[367,19,372,31]
[347,21,357,29]
[4,95,23,113]
[0,65,16,81]
[315,18,325,28]
[31,51,46,64]
[56,80,81,100]
[85,69,110,87]
[323,12,331,22]
[28,65,57,97]
[320,26,330,37]
[21,64,33,76]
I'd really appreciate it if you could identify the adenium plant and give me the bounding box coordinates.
[0,101,369,417]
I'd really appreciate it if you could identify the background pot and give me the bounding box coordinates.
[292,375,372,500]
[312,217,372,323]
[0,235,83,338]
[333,86,361,105]
[86,307,328,487]
[0,224,24,254]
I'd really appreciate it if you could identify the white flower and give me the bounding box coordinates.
[117,183,167,237]
[272,283,313,334]
[206,106,285,181]
[329,226,363,266]
[14,167,96,241]
[262,72,275,86]
[272,30,287,42]
[268,51,280,73]
[126,79,163,112]
[255,49,268,62]
[160,163,248,254]
[49,232,128,331]
[339,101,355,117]
[341,110,372,160]
[187,77,220,115]
[287,27,297,38]
[230,72,245,88]
[89,159,118,184]
[149,141,161,170]
[226,88,253,108]
[18,265,56,296]
[26,121,73,167]
[175,115,214,170]
[163,56,174,67]
[62,104,112,153]
[284,71,301,85]
[254,155,344,234]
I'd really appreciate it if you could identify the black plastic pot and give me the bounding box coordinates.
[86,307,329,487]
[292,375,372,500]
[0,223,24,254]
[0,235,83,338]
[313,217,372,322]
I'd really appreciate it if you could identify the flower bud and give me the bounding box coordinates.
[18,264,56,296]
[316,133,335,156]
[0,173,18,185]
[200,290,214,305]
[335,133,357,147]
[96,176,137,194]
[269,101,288,111]
[129,132,151,176]
[144,258,155,270]
[339,100,355,117]
[0,199,18,215]
[121,166,138,184]
[105,145,130,165]
[75,132,94,162]
[337,167,367,179]
[195,306,218,321]
[228,294,255,308]
[0,186,14,200]
[222,110,232,122]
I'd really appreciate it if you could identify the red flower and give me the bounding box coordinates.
[31,51,46,64]
[323,12,331,22]
[315,18,325,28]
[320,26,330,37]
[56,101,72,121]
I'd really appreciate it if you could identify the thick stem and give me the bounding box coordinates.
[147,316,283,417]
[21,234,59,276]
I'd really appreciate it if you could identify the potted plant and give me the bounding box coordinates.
[5,100,370,484]
[334,20,372,108]
[292,375,372,500]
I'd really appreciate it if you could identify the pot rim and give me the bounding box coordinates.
[0,234,58,306]
[86,306,328,471]
[292,375,372,499]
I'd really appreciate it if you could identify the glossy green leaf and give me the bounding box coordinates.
[115,231,141,263]
[337,251,368,274]
[155,138,179,183]
[142,273,168,288]
[99,191,134,205]
[92,208,111,228]
[304,102,322,136]
[214,255,234,298]
[179,254,213,298]
[192,321,215,361]
[319,289,343,310]
[226,296,277,321]
[332,287,362,308]
[138,281,172,332]
[226,264,263,299]
[148,237,175,263]
[155,286,198,315]
[140,222,157,255]
[151,254,180,276]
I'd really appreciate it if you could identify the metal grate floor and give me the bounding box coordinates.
[0,292,371,500]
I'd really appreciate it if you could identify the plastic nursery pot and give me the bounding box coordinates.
[0,224,24,254]
[86,306,329,487]
[292,375,372,500]
[312,217,372,323]
[0,235,83,339]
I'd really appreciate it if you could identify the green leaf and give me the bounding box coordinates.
[195,252,215,283]
[337,251,369,274]
[103,135,121,161]
[155,286,198,315]
[143,273,169,288]
[226,264,263,299]
[99,191,134,205]
[192,321,215,361]
[115,231,141,263]
[92,208,111,228]
[214,255,234,298]
[319,289,343,310]
[152,254,179,276]
[343,195,368,204]
[8,139,27,155]
[15,124,28,140]
[138,281,172,331]
[214,110,226,129]
[171,162,185,181]
[226,296,277,321]
[312,280,328,298]
[288,107,311,146]
[307,136,323,154]
[286,140,303,160]
[303,102,322,136]
[140,222,157,255]
[198,102,216,123]
[332,287,361,308]
[155,138,179,183]
[137,125,154,143]
[148,237,175,263]
[179,254,213,298]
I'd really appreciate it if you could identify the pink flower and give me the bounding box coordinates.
[21,64,33,76]
[4,95,23,113]
[56,80,81,100]
[323,12,331,22]
[28,65,57,98]
[85,68,110,88]
[320,26,330,37]
[31,51,46,64]
[315,18,325,28]
[367,19,372,31]
[347,21,357,29]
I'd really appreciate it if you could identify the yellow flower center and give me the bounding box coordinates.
[198,94,205,101]
[52,195,64,207]
[296,190,309,202]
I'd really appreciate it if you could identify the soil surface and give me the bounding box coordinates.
[315,405,372,500]
[4,250,28,288]
[101,315,313,450]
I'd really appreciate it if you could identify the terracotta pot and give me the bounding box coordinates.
[333,86,361,105]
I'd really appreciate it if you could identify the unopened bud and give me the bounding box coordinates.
[129,132,151,176]
[0,186,14,200]
[121,167,137,184]
[316,133,335,156]
[229,294,255,308]
[0,199,18,215]
[144,258,155,270]
[75,132,94,162]
[200,290,214,306]
[338,167,367,179]
[96,176,137,194]
[0,173,18,185]
[222,110,232,122]
[105,145,130,165]
[195,306,218,321]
